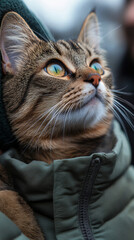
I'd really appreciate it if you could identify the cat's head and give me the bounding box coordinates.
[0,12,113,149]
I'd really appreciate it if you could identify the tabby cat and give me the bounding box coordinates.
[0,11,115,163]
[0,11,115,239]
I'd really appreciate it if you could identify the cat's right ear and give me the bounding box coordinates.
[77,12,100,49]
[0,12,40,74]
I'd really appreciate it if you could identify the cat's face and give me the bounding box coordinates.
[0,12,113,148]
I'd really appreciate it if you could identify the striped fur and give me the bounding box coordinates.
[0,12,114,163]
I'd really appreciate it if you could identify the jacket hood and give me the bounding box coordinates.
[0,0,54,150]
[0,121,134,240]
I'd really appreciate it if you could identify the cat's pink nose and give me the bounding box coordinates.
[84,73,101,87]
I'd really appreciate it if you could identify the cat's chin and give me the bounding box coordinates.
[58,96,106,131]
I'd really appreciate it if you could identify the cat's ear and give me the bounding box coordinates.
[0,12,40,74]
[77,12,100,49]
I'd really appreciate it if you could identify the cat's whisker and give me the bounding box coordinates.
[62,108,69,140]
[38,96,86,144]
[49,102,75,150]
[113,103,134,130]
[28,106,62,148]
[62,103,75,140]
[47,104,69,152]
[111,85,133,96]
[113,94,134,110]
[114,104,134,130]
[22,106,55,134]
[33,29,56,52]
[109,105,128,138]
[112,85,129,92]
[49,104,68,142]
[35,106,63,148]
[49,103,73,148]
[22,101,63,154]
[112,90,132,96]
[33,30,51,42]
[33,103,61,135]
[100,25,122,41]
[36,102,67,144]
[24,101,62,135]
[114,99,134,116]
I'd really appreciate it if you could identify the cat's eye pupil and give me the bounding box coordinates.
[54,66,58,73]
[46,63,65,77]
[90,62,104,75]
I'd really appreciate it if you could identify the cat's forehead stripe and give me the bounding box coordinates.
[52,42,62,55]
[68,40,81,51]
[84,47,92,56]
[58,40,71,50]
[56,40,92,58]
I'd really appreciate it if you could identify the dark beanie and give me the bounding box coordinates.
[0,0,54,150]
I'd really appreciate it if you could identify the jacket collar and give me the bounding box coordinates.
[0,121,131,202]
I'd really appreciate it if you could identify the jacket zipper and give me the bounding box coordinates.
[79,157,101,240]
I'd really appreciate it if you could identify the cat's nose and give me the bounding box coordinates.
[84,73,101,87]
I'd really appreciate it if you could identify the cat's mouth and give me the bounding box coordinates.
[74,92,105,112]
[60,91,105,115]
[81,94,103,108]
[58,91,106,130]
[59,89,106,128]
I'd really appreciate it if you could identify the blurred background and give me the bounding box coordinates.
[23,0,125,72]
[23,0,134,161]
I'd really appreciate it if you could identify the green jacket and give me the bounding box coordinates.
[0,121,134,240]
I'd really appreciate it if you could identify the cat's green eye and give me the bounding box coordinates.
[45,63,66,77]
[90,62,104,75]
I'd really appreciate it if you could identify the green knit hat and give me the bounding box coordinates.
[0,0,54,150]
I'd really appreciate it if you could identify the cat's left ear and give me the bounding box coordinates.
[0,11,40,74]
[77,12,100,49]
